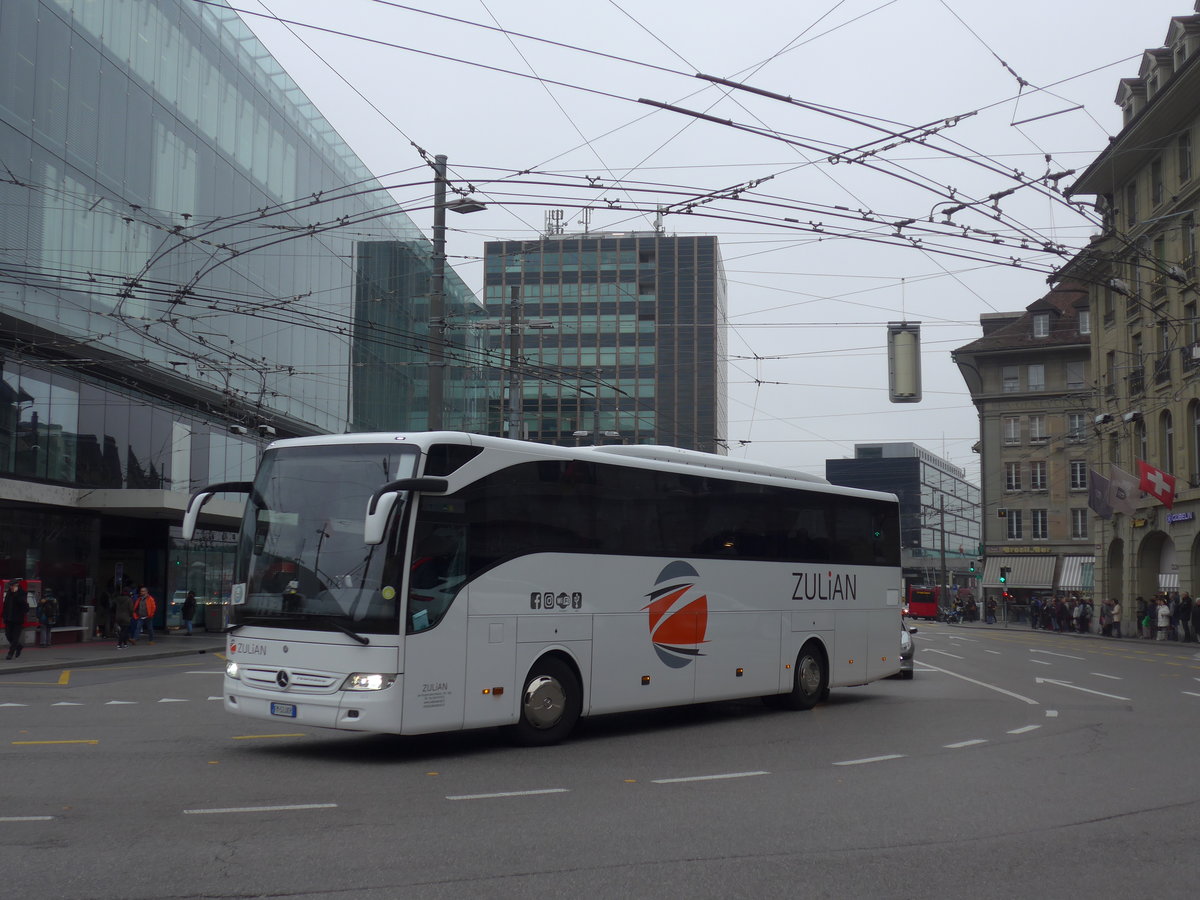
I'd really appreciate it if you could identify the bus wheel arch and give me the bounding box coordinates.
[507,652,583,746]
[765,638,829,711]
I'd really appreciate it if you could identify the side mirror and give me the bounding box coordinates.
[363,477,449,545]
[183,482,252,540]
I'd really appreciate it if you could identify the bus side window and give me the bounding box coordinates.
[407,522,466,633]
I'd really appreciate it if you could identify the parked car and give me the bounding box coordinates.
[897,618,918,679]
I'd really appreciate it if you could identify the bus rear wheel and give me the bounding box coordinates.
[765,642,828,711]
[508,656,582,746]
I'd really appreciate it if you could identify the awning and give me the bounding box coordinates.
[1159,573,1179,589]
[983,555,1056,588]
[1057,557,1095,592]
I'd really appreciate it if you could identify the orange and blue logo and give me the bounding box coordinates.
[644,561,709,668]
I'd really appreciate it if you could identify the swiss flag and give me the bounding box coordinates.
[1137,460,1176,509]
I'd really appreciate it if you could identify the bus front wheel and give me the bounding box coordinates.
[508,656,582,746]
[766,642,828,711]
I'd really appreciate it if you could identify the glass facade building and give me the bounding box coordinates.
[482,233,728,452]
[826,443,982,594]
[0,0,481,628]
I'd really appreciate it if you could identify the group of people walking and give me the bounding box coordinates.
[1025,592,1200,642]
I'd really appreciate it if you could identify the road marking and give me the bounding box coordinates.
[947,636,979,642]
[919,662,1039,705]
[652,771,769,784]
[105,701,136,705]
[0,816,54,822]
[1007,725,1041,734]
[1091,673,1123,680]
[833,754,905,767]
[1035,677,1131,701]
[984,649,1001,655]
[1183,691,1200,698]
[11,739,98,745]
[1030,649,1085,660]
[158,698,188,703]
[208,696,222,701]
[231,733,306,740]
[924,648,964,659]
[58,670,71,686]
[944,739,987,749]
[446,789,568,801]
[51,702,82,706]
[1030,659,1051,666]
[1045,710,1058,717]
[0,703,28,708]
[185,671,223,675]
[183,803,337,815]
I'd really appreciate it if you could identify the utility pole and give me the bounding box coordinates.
[428,154,448,431]
[507,285,522,440]
[939,494,949,609]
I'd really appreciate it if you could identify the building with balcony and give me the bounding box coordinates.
[952,283,1095,610]
[1060,7,1200,606]
[480,232,727,451]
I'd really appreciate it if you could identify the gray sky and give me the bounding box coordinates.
[229,0,1192,483]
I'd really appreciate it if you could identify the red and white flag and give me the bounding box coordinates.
[1137,460,1176,509]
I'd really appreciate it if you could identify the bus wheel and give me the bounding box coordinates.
[509,656,581,746]
[770,642,828,711]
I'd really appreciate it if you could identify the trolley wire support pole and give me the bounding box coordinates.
[428,154,449,432]
[507,285,522,441]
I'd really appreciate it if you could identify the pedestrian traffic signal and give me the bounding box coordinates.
[999,566,1010,584]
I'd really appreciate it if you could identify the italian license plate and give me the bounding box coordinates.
[270,702,297,718]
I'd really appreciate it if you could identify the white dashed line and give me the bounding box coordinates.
[944,739,987,749]
[833,754,905,767]
[652,771,769,784]
[0,816,54,822]
[445,789,569,801]
[105,701,136,705]
[184,803,338,815]
[1030,659,1051,665]
[1007,725,1041,734]
[51,702,82,707]
[158,698,188,703]
[1045,710,1059,717]
[984,649,1001,655]
[1091,673,1122,680]
[1183,691,1200,699]
[1030,649,1085,660]
[924,648,964,659]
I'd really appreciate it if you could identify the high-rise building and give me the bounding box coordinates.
[481,231,727,452]
[826,443,981,596]
[0,0,479,627]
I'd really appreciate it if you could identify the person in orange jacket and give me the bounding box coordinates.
[130,585,157,645]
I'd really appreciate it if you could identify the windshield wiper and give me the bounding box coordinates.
[328,618,370,646]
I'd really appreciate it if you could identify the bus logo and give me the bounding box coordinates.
[644,561,708,668]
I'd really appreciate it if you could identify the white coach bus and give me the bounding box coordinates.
[184,432,902,745]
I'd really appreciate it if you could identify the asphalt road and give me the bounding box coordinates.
[2,625,1198,899]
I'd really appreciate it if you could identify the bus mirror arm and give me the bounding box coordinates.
[363,477,449,546]
[182,481,253,540]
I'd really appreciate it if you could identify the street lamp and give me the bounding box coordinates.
[428,154,486,431]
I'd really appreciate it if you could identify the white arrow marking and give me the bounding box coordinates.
[1030,649,1085,660]
[1035,677,1130,701]
[924,648,964,659]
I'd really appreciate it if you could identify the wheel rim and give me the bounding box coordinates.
[797,654,822,697]
[523,674,566,729]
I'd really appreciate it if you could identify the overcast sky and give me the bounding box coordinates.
[228,0,1193,483]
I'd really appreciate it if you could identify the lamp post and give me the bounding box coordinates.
[427,154,485,431]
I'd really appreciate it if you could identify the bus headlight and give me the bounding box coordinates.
[225,660,241,680]
[342,673,396,691]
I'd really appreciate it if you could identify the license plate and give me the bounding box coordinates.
[270,702,297,718]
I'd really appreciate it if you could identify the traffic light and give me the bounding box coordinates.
[969,559,976,573]
[999,566,1010,584]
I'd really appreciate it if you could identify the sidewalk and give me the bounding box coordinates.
[949,617,1200,650]
[1,630,225,676]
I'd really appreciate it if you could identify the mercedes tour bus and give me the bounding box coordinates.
[184,432,902,745]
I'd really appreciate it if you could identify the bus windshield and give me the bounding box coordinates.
[231,443,420,634]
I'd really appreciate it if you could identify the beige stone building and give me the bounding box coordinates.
[1060,9,1200,610]
[952,285,1094,618]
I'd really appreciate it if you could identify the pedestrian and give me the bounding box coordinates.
[1178,592,1194,643]
[1079,598,1092,634]
[181,591,197,636]
[1156,597,1171,640]
[113,589,133,649]
[1136,596,1146,638]
[3,580,27,660]
[36,591,58,648]
[1110,597,1122,639]
[985,597,997,625]
[1029,596,1041,629]
[130,585,157,644]
[1191,592,1200,643]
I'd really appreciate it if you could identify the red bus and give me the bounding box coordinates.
[906,585,939,620]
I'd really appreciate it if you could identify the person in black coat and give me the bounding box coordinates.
[3,581,28,660]
[181,591,198,636]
